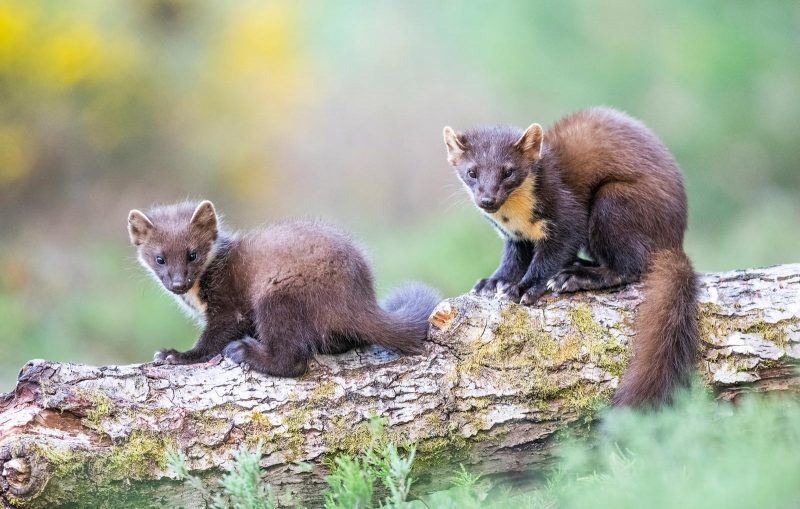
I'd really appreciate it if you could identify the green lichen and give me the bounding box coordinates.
[453,303,623,415]
[569,304,606,338]
[414,431,471,475]
[568,304,629,378]
[309,381,337,405]
[243,410,279,450]
[281,406,311,461]
[73,388,114,430]
[699,302,794,350]
[191,411,231,437]
[250,409,273,428]
[104,430,173,479]
[324,415,407,457]
[745,320,789,348]
[758,359,783,369]
[27,441,169,508]
[324,416,375,456]
[530,367,562,399]
[243,405,315,458]
[464,304,626,381]
[406,408,504,477]
[5,494,28,508]
[556,382,610,418]
[36,430,173,487]
[461,305,570,376]
[462,397,491,411]
[35,444,84,478]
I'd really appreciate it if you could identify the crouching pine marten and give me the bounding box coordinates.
[444,107,698,407]
[128,200,440,376]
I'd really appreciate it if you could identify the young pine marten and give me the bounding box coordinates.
[443,107,698,407]
[128,200,440,376]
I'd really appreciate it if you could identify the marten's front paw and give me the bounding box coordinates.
[547,270,584,294]
[154,349,184,364]
[473,277,511,297]
[499,283,524,302]
[520,287,546,306]
[473,278,495,295]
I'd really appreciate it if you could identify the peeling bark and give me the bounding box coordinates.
[1,264,798,508]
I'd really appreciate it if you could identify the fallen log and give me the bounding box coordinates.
[1,264,798,508]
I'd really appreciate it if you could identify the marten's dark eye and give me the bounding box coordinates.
[503,167,515,179]
[467,168,478,179]
[155,255,165,265]
[188,251,198,262]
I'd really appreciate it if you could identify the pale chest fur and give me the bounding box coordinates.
[170,281,207,326]
[483,175,548,242]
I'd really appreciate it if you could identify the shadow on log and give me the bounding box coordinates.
[1,264,799,508]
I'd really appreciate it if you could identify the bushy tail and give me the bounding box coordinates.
[613,249,699,407]
[362,282,442,355]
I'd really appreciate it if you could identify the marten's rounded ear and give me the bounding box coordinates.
[128,210,154,246]
[443,126,467,165]
[190,200,218,236]
[513,123,544,161]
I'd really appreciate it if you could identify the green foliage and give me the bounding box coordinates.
[449,464,482,491]
[217,445,278,509]
[169,416,419,509]
[323,455,375,509]
[167,390,800,509]
[379,445,416,507]
[324,416,416,509]
[168,442,278,509]
[540,390,800,509]
[421,388,800,509]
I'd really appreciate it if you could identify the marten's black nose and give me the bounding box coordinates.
[170,278,188,293]
[479,197,497,210]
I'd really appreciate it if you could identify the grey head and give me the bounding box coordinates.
[443,123,543,213]
[128,200,219,294]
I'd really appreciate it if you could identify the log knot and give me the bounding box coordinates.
[2,459,30,490]
[430,301,457,330]
[0,440,49,501]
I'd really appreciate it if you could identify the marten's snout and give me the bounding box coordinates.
[168,274,191,294]
[477,196,499,212]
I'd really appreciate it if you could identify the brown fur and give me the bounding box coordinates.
[613,249,698,406]
[444,107,699,407]
[128,201,441,377]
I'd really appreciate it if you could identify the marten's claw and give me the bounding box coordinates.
[154,349,176,363]
[549,272,585,293]
[473,277,495,295]
[153,348,186,364]
[475,277,517,297]
[499,284,523,302]
[520,287,546,306]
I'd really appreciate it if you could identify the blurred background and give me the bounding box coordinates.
[1,0,798,390]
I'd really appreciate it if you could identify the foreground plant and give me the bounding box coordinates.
[423,387,800,509]
[169,387,800,509]
[168,442,277,509]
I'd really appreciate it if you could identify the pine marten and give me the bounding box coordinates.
[443,107,698,407]
[127,200,441,376]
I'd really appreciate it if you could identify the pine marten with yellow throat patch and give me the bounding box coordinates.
[443,107,698,407]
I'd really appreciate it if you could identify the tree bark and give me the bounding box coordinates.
[1,264,799,508]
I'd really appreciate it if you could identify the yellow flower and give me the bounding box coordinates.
[0,125,34,185]
[0,2,36,71]
[41,25,106,88]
